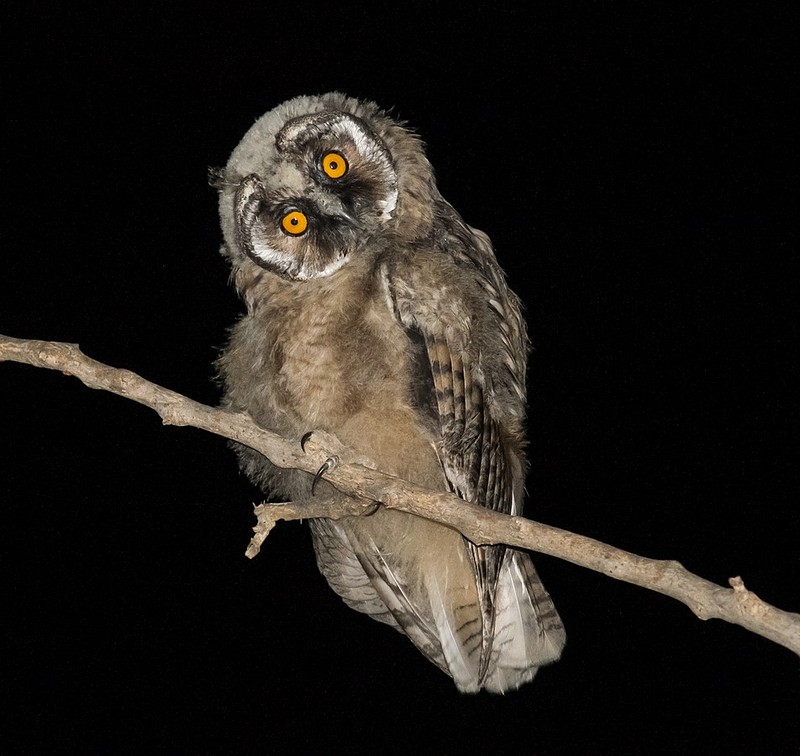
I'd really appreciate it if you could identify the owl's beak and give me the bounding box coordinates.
[333,208,359,227]
[314,192,359,229]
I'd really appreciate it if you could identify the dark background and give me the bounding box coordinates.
[3,3,797,753]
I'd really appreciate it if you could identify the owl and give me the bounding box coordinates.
[214,93,565,693]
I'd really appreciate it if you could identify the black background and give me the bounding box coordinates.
[3,3,798,753]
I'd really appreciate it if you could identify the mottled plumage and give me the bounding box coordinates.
[214,93,565,692]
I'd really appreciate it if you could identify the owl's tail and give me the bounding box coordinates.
[482,548,566,693]
[309,513,564,693]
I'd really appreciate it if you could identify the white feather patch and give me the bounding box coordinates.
[483,550,566,693]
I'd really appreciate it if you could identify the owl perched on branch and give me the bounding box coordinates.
[214,93,565,693]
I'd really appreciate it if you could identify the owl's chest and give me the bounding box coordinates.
[262,274,411,430]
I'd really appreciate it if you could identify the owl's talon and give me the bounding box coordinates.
[311,456,338,495]
[364,502,381,516]
[300,431,314,452]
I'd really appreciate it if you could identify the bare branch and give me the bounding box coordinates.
[2,333,798,656]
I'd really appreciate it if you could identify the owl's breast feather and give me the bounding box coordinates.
[246,259,443,489]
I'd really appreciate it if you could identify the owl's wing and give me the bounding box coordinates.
[379,202,530,676]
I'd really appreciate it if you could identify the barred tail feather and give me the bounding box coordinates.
[425,572,484,693]
[483,549,566,694]
[310,514,563,694]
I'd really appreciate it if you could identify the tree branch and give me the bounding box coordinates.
[2,333,798,656]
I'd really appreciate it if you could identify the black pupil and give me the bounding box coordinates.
[329,160,338,170]
[290,217,298,226]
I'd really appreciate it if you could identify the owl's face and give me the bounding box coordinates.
[218,97,407,281]
[217,93,440,282]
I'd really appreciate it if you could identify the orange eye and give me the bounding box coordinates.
[321,151,348,179]
[280,210,308,236]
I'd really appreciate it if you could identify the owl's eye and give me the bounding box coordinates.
[321,151,349,179]
[280,210,308,236]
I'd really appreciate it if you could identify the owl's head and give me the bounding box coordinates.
[215,93,438,281]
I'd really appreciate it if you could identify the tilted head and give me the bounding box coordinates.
[215,93,440,281]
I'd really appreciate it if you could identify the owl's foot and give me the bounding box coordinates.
[311,456,338,495]
[300,431,379,512]
[300,431,338,494]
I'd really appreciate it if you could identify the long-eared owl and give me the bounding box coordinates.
[214,93,565,693]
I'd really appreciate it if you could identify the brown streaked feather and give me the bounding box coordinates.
[380,192,561,687]
[309,517,401,629]
[420,323,517,680]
